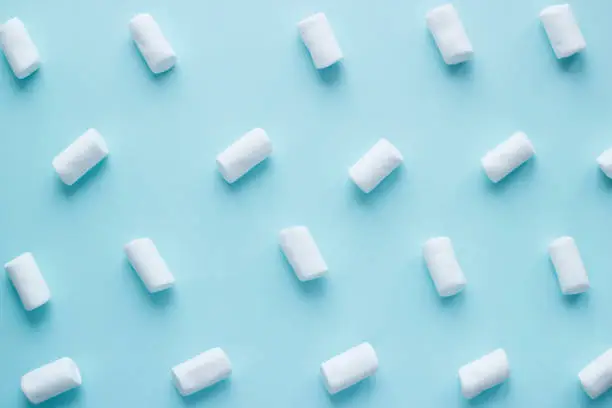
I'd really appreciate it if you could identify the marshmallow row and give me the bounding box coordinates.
[321,342,378,395]
[130,13,176,74]
[298,13,343,69]
[21,358,82,404]
[52,128,109,186]
[172,348,232,396]
[279,226,328,281]
[580,349,612,399]
[217,128,272,184]
[540,4,586,59]
[423,237,467,297]
[549,236,589,295]
[459,349,510,399]
[0,17,40,79]
[426,4,473,65]
[349,138,403,193]
[125,238,175,293]
[481,132,535,183]
[5,252,50,311]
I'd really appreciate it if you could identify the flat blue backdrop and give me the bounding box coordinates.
[0,0,611,406]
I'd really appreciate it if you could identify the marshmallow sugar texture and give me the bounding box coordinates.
[540,4,586,59]
[423,237,466,297]
[22,358,82,405]
[130,13,176,74]
[172,348,232,397]
[5,252,50,311]
[349,138,403,193]
[481,132,534,183]
[459,349,509,399]
[0,17,40,79]
[298,13,343,69]
[321,342,378,395]
[53,128,109,186]
[549,236,589,295]
[426,4,473,65]
[579,349,612,399]
[279,226,327,281]
[125,238,175,293]
[217,128,272,183]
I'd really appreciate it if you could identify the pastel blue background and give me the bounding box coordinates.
[0,0,611,406]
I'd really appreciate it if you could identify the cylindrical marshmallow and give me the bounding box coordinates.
[481,131,535,183]
[21,357,82,405]
[0,18,40,79]
[129,13,176,74]
[321,342,378,395]
[349,138,403,193]
[52,128,109,186]
[125,238,175,293]
[5,252,50,311]
[172,347,232,397]
[423,237,467,297]
[216,128,272,184]
[549,236,590,295]
[579,349,612,399]
[298,13,343,69]
[279,226,328,281]
[459,349,509,399]
[426,4,473,65]
[597,148,612,179]
[540,4,586,59]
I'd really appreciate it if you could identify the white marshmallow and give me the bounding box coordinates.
[5,252,50,311]
[129,13,176,74]
[423,237,466,297]
[426,4,473,65]
[540,4,586,59]
[349,139,403,193]
[549,236,589,295]
[125,238,175,293]
[21,357,82,405]
[481,132,535,183]
[0,18,40,79]
[597,148,612,178]
[459,349,509,399]
[298,13,343,69]
[321,342,378,395]
[52,129,109,186]
[279,226,327,281]
[172,348,232,397]
[216,128,272,184]
[579,349,612,399]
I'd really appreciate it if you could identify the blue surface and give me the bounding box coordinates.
[1,0,612,406]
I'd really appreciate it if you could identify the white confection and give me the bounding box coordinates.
[216,128,272,184]
[298,12,343,69]
[349,138,403,193]
[5,252,50,311]
[125,238,175,293]
[540,4,586,59]
[21,357,82,405]
[129,13,176,74]
[52,129,109,186]
[459,349,509,399]
[549,236,589,295]
[481,132,535,183]
[0,18,40,79]
[423,237,466,297]
[579,349,612,399]
[279,226,328,281]
[597,148,612,178]
[426,4,473,65]
[321,342,378,395]
[172,348,232,397]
